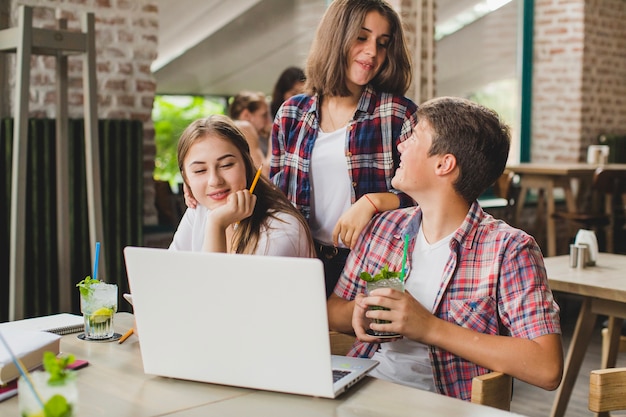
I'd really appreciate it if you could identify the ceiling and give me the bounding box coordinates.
[153,0,312,97]
[153,0,494,97]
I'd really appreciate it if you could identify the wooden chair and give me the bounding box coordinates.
[589,367,626,415]
[471,371,513,411]
[493,169,521,224]
[601,326,626,368]
[552,168,626,253]
[329,331,356,356]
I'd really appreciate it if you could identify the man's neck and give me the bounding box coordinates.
[418,196,470,244]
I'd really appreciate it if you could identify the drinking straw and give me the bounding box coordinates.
[400,233,409,283]
[249,164,263,194]
[93,241,100,281]
[0,331,45,409]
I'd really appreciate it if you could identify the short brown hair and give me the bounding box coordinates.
[229,91,268,120]
[419,97,511,203]
[305,0,412,97]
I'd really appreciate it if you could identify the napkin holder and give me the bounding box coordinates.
[574,229,598,266]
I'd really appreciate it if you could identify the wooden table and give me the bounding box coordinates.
[507,163,626,256]
[545,253,626,417]
[0,313,521,416]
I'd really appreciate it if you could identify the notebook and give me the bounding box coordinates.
[123,246,378,399]
[0,313,84,335]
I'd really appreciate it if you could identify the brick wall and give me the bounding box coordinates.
[3,0,159,224]
[532,0,626,163]
[581,0,626,142]
[400,0,435,104]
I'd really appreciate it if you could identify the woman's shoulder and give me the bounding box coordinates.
[282,93,316,111]
[363,86,418,114]
[265,210,305,230]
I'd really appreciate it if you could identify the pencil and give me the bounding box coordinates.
[249,164,263,194]
[234,164,263,230]
[118,328,134,344]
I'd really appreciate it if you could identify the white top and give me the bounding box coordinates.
[169,205,311,257]
[309,127,352,246]
[370,226,453,391]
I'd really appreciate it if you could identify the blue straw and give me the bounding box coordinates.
[93,241,100,281]
[0,331,45,409]
[400,233,409,283]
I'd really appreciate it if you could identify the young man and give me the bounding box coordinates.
[327,97,563,400]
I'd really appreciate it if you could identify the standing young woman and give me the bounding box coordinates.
[270,0,418,297]
[170,114,314,257]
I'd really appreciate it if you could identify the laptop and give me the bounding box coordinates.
[123,246,378,398]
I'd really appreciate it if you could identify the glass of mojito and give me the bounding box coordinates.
[365,277,404,337]
[18,370,78,417]
[79,280,118,340]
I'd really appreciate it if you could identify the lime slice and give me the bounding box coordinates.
[90,307,113,323]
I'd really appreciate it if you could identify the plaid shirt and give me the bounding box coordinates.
[269,85,418,220]
[334,201,561,400]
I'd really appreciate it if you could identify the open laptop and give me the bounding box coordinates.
[123,246,378,398]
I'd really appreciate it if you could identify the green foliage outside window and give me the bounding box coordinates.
[152,95,227,187]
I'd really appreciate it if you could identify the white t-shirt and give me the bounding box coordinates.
[370,226,453,391]
[309,127,352,247]
[169,205,311,257]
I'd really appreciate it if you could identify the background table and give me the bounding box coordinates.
[545,253,626,417]
[0,313,521,416]
[507,163,626,256]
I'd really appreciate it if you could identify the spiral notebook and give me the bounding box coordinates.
[0,313,84,335]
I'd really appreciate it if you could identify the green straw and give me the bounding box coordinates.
[400,233,409,283]
[0,331,45,409]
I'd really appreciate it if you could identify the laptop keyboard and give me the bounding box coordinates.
[332,369,351,383]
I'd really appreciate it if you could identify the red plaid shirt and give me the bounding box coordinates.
[334,202,561,400]
[269,85,418,220]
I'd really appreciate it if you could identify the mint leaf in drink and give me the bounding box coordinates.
[43,351,76,386]
[359,265,400,282]
[76,276,100,298]
[43,394,73,417]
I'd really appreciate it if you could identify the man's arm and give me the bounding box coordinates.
[327,294,356,335]
[363,288,563,391]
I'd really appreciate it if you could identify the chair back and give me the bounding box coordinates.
[471,371,513,411]
[329,331,355,356]
[592,168,626,197]
[589,367,626,413]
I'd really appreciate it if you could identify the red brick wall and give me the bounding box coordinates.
[581,0,626,143]
[5,0,159,224]
[532,0,626,163]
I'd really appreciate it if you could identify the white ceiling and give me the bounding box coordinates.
[153,0,310,96]
[153,0,500,98]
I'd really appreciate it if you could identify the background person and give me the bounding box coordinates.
[230,90,272,167]
[270,66,306,119]
[327,97,563,400]
[170,114,314,257]
[270,0,418,297]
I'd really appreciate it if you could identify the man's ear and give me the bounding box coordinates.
[435,153,457,176]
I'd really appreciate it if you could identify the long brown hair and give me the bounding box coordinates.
[177,115,314,255]
[304,0,412,97]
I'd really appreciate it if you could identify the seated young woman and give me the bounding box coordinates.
[169,114,314,257]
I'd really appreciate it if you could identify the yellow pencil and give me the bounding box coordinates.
[234,165,263,231]
[118,328,134,344]
[249,164,263,194]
